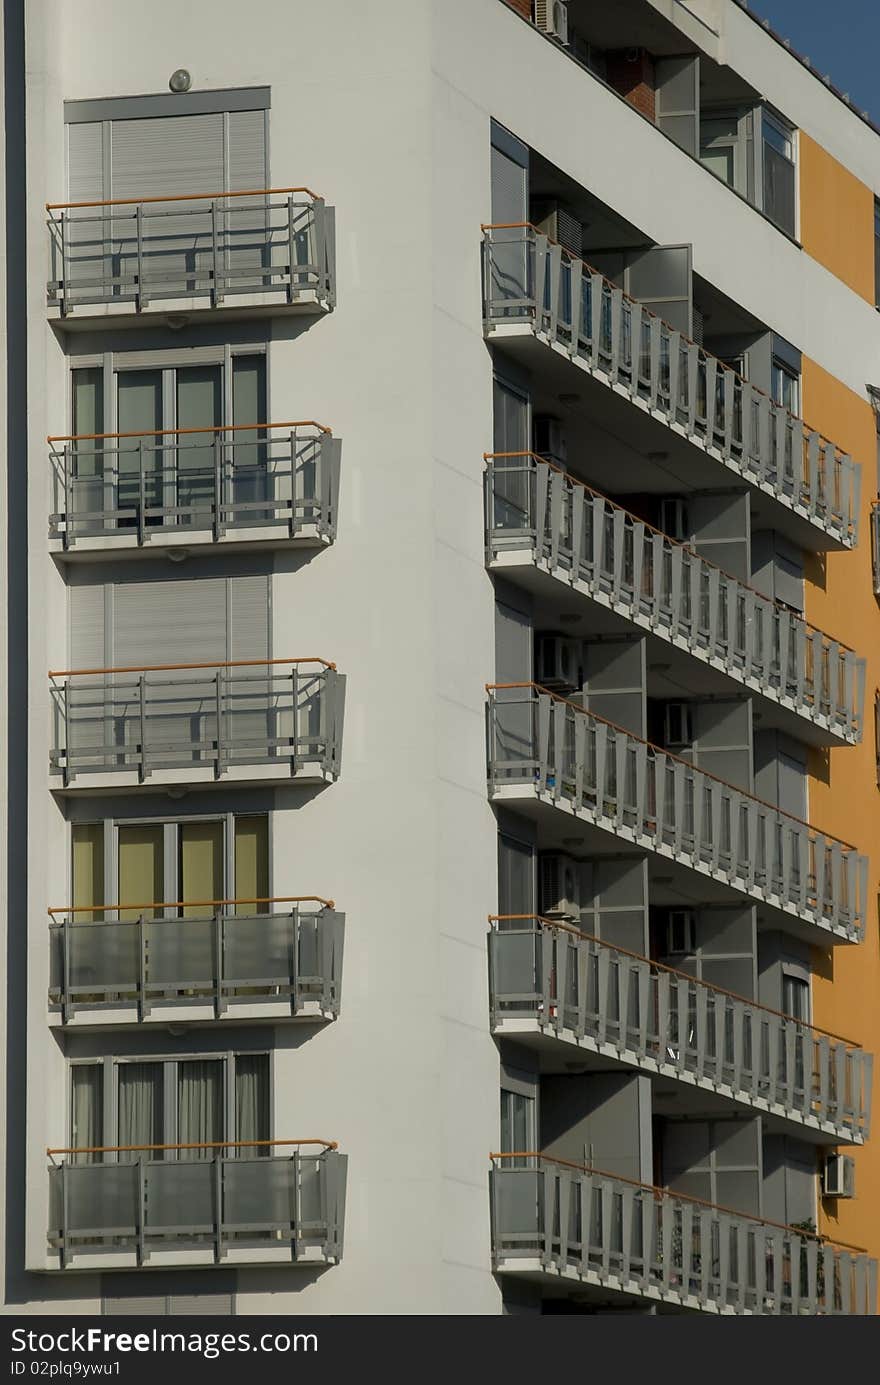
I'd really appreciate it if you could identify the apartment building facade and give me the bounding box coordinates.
[1,0,878,1315]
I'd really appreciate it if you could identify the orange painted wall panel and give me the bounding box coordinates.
[799,132,875,303]
[802,357,880,1269]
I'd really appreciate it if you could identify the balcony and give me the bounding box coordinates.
[48,896,344,1027]
[871,501,880,596]
[49,423,341,559]
[47,1140,346,1271]
[49,657,345,793]
[485,453,864,747]
[47,187,335,325]
[489,916,872,1143]
[486,686,868,944]
[482,227,860,550]
[490,1155,877,1315]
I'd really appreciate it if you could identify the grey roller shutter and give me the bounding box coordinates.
[102,1295,166,1315]
[109,113,225,200]
[69,575,269,669]
[68,580,107,670]
[167,1293,235,1315]
[112,576,229,668]
[67,121,104,202]
[227,109,268,191]
[228,574,271,662]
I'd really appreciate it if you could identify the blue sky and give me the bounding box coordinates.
[748,1,880,126]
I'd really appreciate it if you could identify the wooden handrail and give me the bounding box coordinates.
[48,894,335,918]
[48,1137,336,1158]
[485,680,859,851]
[48,420,331,444]
[488,1152,868,1254]
[488,913,860,1046]
[483,450,856,654]
[480,223,852,464]
[49,655,336,678]
[47,185,321,212]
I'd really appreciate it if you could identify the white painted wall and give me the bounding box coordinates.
[5,0,880,1316]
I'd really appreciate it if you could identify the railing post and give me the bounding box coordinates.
[211,199,221,306]
[62,444,72,549]
[60,1161,70,1268]
[136,1156,146,1266]
[61,914,71,1025]
[58,212,69,316]
[215,909,225,1018]
[215,668,224,777]
[138,673,147,782]
[287,193,297,303]
[138,912,147,1021]
[214,1150,224,1262]
[135,203,145,310]
[213,432,223,541]
[137,439,146,545]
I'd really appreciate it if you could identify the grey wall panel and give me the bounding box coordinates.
[584,856,649,956]
[762,1135,817,1228]
[692,698,752,794]
[541,1073,651,1184]
[582,636,646,738]
[655,56,700,158]
[690,491,750,582]
[754,729,807,819]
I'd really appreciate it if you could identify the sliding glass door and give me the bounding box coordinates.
[117,369,163,530]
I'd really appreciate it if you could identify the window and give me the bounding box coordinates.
[500,1087,536,1167]
[69,350,267,533]
[72,813,269,916]
[700,113,739,187]
[761,110,796,236]
[69,1052,270,1162]
[771,356,800,415]
[782,973,810,1024]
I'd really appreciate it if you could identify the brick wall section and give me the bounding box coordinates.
[605,49,656,121]
[501,0,532,19]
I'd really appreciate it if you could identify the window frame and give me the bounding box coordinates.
[70,810,272,915]
[68,1048,273,1158]
[758,106,798,239]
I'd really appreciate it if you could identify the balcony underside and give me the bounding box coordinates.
[486,325,852,554]
[491,784,858,948]
[492,1018,862,1146]
[495,1258,762,1315]
[50,522,331,563]
[48,290,331,333]
[49,996,335,1031]
[43,1243,334,1274]
[49,761,333,796]
[489,552,854,748]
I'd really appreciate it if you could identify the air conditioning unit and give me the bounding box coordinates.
[536,633,580,693]
[540,853,582,922]
[664,701,694,749]
[659,497,691,541]
[822,1153,856,1199]
[531,199,582,257]
[535,0,569,45]
[533,415,568,466]
[665,909,697,956]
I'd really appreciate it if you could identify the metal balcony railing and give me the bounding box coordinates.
[49,422,341,549]
[48,896,344,1023]
[481,226,860,547]
[47,186,336,316]
[490,1155,877,1315]
[485,453,865,742]
[489,916,872,1142]
[48,1140,347,1268]
[486,685,868,942]
[50,657,345,785]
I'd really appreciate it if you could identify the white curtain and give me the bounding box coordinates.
[71,1064,103,1164]
[177,1060,223,1159]
[117,1062,163,1158]
[234,1054,269,1154]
